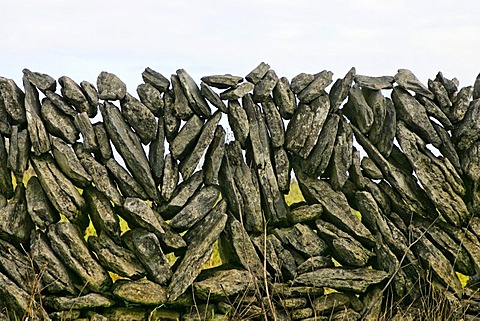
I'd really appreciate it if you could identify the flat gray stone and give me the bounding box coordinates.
[271,283,324,298]
[435,71,458,99]
[171,74,193,120]
[354,74,394,90]
[261,96,285,148]
[7,126,30,181]
[142,67,169,92]
[22,68,56,93]
[268,233,298,280]
[273,146,290,193]
[291,72,314,94]
[148,117,165,184]
[58,76,91,115]
[253,69,278,102]
[106,158,148,199]
[113,279,168,305]
[201,74,243,89]
[177,68,211,118]
[250,234,282,278]
[297,70,333,103]
[453,99,480,150]
[245,62,270,84]
[83,185,121,239]
[96,71,126,100]
[44,293,115,311]
[330,118,353,190]
[41,98,79,144]
[26,176,59,230]
[203,125,225,185]
[0,239,36,293]
[44,90,78,118]
[273,76,296,119]
[428,79,452,112]
[450,85,473,123]
[227,99,249,148]
[74,111,98,151]
[361,157,383,179]
[0,95,11,136]
[170,114,203,160]
[163,90,180,141]
[120,93,158,144]
[194,268,254,300]
[136,82,164,116]
[200,82,227,113]
[80,80,99,117]
[394,69,434,99]
[417,95,453,130]
[0,77,26,124]
[0,135,13,199]
[272,223,328,258]
[329,67,355,111]
[219,82,254,100]
[288,203,322,224]
[161,153,179,202]
[296,256,334,275]
[93,122,113,162]
[343,83,374,134]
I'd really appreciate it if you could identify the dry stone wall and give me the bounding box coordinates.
[1,64,480,320]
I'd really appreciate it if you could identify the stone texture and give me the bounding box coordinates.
[59,76,92,115]
[106,158,148,199]
[177,68,211,118]
[253,69,278,102]
[288,203,322,224]
[273,146,290,193]
[273,76,296,119]
[219,82,254,100]
[297,70,333,103]
[96,71,127,101]
[291,72,314,94]
[41,98,79,144]
[170,74,193,120]
[26,176,59,230]
[159,170,203,218]
[193,268,254,300]
[0,135,13,199]
[83,185,121,239]
[113,279,168,305]
[354,74,394,90]
[44,90,78,118]
[296,256,334,274]
[394,69,434,99]
[201,74,243,89]
[453,99,480,150]
[163,90,180,141]
[428,79,452,112]
[329,67,355,111]
[0,77,26,124]
[92,122,112,162]
[137,82,164,116]
[161,153,179,202]
[120,93,158,144]
[170,114,203,160]
[261,96,285,148]
[44,294,115,311]
[74,112,98,152]
[142,67,170,92]
[344,84,374,134]
[203,125,225,185]
[200,82,228,113]
[361,157,383,179]
[330,118,353,190]
[80,80,99,116]
[272,223,328,258]
[227,99,249,148]
[7,126,30,181]
[0,238,36,293]
[450,85,473,123]
[22,68,56,93]
[245,62,270,84]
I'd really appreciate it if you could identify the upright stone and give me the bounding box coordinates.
[297,70,333,103]
[59,76,92,115]
[93,122,113,162]
[227,99,249,148]
[0,185,33,245]
[142,67,170,92]
[161,153,179,202]
[171,74,193,120]
[330,119,353,190]
[291,72,314,94]
[51,137,92,188]
[74,112,98,151]
[261,96,285,148]
[450,86,473,123]
[26,176,59,230]
[137,82,164,116]
[0,77,26,124]
[394,69,434,99]
[45,90,78,118]
[203,125,225,185]
[120,93,158,144]
[40,98,79,144]
[253,69,278,102]
[245,62,270,84]
[329,67,355,111]
[200,82,228,113]
[343,83,374,134]
[163,90,180,141]
[0,134,13,199]
[170,115,204,160]
[177,69,211,118]
[96,71,127,101]
[80,80,99,117]
[83,185,121,240]
[273,76,296,119]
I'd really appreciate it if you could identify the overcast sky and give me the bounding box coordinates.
[1,0,480,93]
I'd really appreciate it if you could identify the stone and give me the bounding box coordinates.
[288,203,322,224]
[315,219,373,267]
[74,111,98,151]
[428,79,452,112]
[193,268,254,300]
[203,125,225,185]
[44,90,78,118]
[361,157,383,179]
[161,153,179,202]
[0,185,30,244]
[142,67,170,92]
[273,76,296,119]
[250,233,283,278]
[7,126,29,181]
[148,117,165,184]
[296,256,334,274]
[435,71,458,99]
[361,285,383,321]
[261,96,285,148]
[58,76,91,115]
[93,122,113,162]
[23,76,51,155]
[80,80,99,116]
[83,185,121,239]
[453,99,480,150]
[0,239,36,293]
[331,309,361,321]
[291,308,313,319]
[47,222,112,292]
[40,98,79,144]
[330,118,353,190]
[227,99,249,148]
[245,62,270,84]
[268,233,298,280]
[88,232,146,279]
[354,74,394,90]
[137,82,164,116]
[200,82,228,113]
[120,93,158,144]
[51,137,92,188]
[26,176,59,230]
[0,96,11,136]
[376,97,396,157]
[22,68,56,93]
[396,122,469,226]
[102,307,148,321]
[44,293,115,311]
[120,197,186,250]
[74,143,124,206]
[433,122,461,172]
[170,185,220,230]
[273,147,290,193]
[219,81,255,101]
[163,90,180,141]
[171,74,193,120]
[291,72,314,94]
[159,170,203,218]
[30,230,77,295]
[329,67,356,111]
[363,87,386,144]
[49,310,81,321]
[271,283,324,298]
[243,94,288,225]
[0,135,12,199]
[297,70,333,103]
[0,77,26,124]
[417,95,453,130]
[113,279,168,305]
[106,158,149,199]
[100,102,158,200]
[295,267,388,293]
[253,69,278,102]
[179,111,222,179]
[450,86,473,123]
[177,68,211,118]
[311,293,353,315]
[122,228,172,285]
[201,74,243,89]
[343,83,374,134]
[296,173,374,246]
[394,69,434,99]
[219,141,263,232]
[168,201,227,301]
[170,115,203,160]
[148,309,180,321]
[273,223,328,258]
[96,71,127,100]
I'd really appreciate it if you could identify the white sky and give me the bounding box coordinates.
[1,0,480,93]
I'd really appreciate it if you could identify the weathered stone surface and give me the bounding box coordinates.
[394,69,434,99]
[41,98,79,144]
[291,308,313,319]
[193,268,254,300]
[280,297,308,309]
[296,256,334,274]
[297,173,374,246]
[51,136,92,187]
[148,117,165,184]
[246,62,270,84]
[0,77,26,124]
[88,232,146,279]
[250,233,283,277]
[0,96,11,136]
[219,141,263,232]
[59,76,91,115]
[453,99,480,150]
[49,310,81,321]
[433,122,461,172]
[428,79,452,112]
[24,76,51,155]
[137,82,164,116]
[201,74,243,89]
[288,203,322,224]
[122,228,172,285]
[273,76,296,119]
[344,83,374,134]
[362,87,385,141]
[295,267,388,293]
[273,223,328,258]
[120,93,157,144]
[273,146,290,193]
[100,102,158,200]
[96,71,126,101]
[311,293,354,315]
[396,122,469,226]
[44,90,78,118]
[285,104,318,157]
[47,222,112,292]
[74,112,98,151]
[361,157,383,179]
[74,143,124,206]
[271,283,324,298]
[170,114,203,160]
[0,239,35,293]
[170,185,220,230]
[450,85,473,123]
[268,233,298,280]
[203,125,225,185]
[330,118,353,190]
[26,176,59,230]
[120,197,186,250]
[200,82,228,113]
[0,135,12,199]
[261,96,285,148]
[417,95,453,130]
[361,285,383,321]
[83,185,121,239]
[80,80,99,116]
[170,74,193,120]
[163,90,180,141]
[435,71,458,99]
[44,293,115,311]
[220,82,254,100]
[142,67,169,92]
[253,69,278,102]
[243,94,288,225]
[113,279,168,305]
[180,111,222,179]
[315,219,373,267]
[331,309,361,321]
[297,70,333,103]
[22,68,56,93]
[30,230,77,295]
[161,153,179,202]
[159,170,203,218]
[169,201,227,301]
[227,99,249,148]
[354,74,394,90]
[291,72,314,94]
[7,127,29,182]
[329,67,355,112]
[177,68,211,118]
[106,158,148,199]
